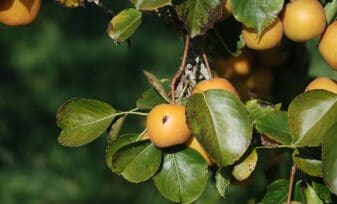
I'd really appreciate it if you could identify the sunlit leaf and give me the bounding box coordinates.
[288,90,337,146]
[256,111,293,145]
[107,8,142,43]
[232,0,284,34]
[322,123,337,195]
[153,147,208,203]
[186,90,253,167]
[130,0,171,10]
[57,98,115,147]
[215,169,230,197]
[304,184,324,204]
[259,179,289,204]
[292,150,322,177]
[112,140,162,183]
[136,88,167,110]
[174,0,223,38]
[312,182,332,203]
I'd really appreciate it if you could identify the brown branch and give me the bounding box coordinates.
[201,36,213,79]
[170,34,190,103]
[287,164,297,204]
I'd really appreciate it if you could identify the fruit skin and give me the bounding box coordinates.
[146,104,191,148]
[242,18,283,50]
[215,50,254,78]
[319,21,337,70]
[0,0,41,26]
[192,77,238,96]
[282,0,326,42]
[305,77,337,94]
[186,136,212,166]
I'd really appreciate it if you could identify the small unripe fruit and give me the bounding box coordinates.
[146,104,191,148]
[186,137,212,166]
[192,77,238,96]
[282,0,326,42]
[319,21,337,70]
[305,77,337,94]
[242,18,283,50]
[0,0,41,26]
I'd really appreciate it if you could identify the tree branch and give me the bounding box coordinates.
[201,36,212,79]
[170,34,190,103]
[287,164,297,204]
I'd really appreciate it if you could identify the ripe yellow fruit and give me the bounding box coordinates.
[215,51,254,78]
[146,104,191,148]
[192,77,239,96]
[222,0,232,19]
[186,137,212,166]
[242,18,283,50]
[319,21,337,70]
[305,77,337,94]
[282,0,326,42]
[0,0,41,26]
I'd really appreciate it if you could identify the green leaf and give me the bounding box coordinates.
[112,140,162,183]
[288,90,337,147]
[259,179,289,204]
[153,147,208,203]
[130,0,171,10]
[215,169,230,198]
[143,70,171,103]
[292,150,322,177]
[174,0,223,38]
[245,99,282,121]
[312,182,332,203]
[232,149,258,181]
[136,88,167,110]
[256,111,293,145]
[294,181,305,203]
[105,134,137,171]
[306,38,337,81]
[232,0,284,34]
[304,184,324,204]
[56,0,84,8]
[107,8,142,43]
[57,98,116,147]
[186,90,253,167]
[322,123,337,195]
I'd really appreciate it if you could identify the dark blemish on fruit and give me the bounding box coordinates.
[162,115,168,124]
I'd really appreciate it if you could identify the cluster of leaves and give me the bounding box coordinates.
[56,70,337,203]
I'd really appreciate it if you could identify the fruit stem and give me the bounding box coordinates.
[177,81,189,101]
[170,34,190,103]
[287,164,297,204]
[213,28,240,57]
[112,109,148,118]
[137,129,147,140]
[201,36,213,79]
[325,0,337,24]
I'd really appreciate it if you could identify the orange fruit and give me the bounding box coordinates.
[186,136,212,166]
[192,77,238,96]
[319,21,337,70]
[282,0,326,42]
[0,0,41,26]
[305,77,337,94]
[242,18,283,50]
[146,104,191,148]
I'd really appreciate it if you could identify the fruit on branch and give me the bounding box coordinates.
[242,17,283,50]
[222,0,232,20]
[305,77,337,94]
[215,50,254,78]
[186,136,212,165]
[192,77,238,96]
[0,0,41,26]
[319,21,337,70]
[282,0,326,42]
[146,104,191,148]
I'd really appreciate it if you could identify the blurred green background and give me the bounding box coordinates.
[0,1,335,204]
